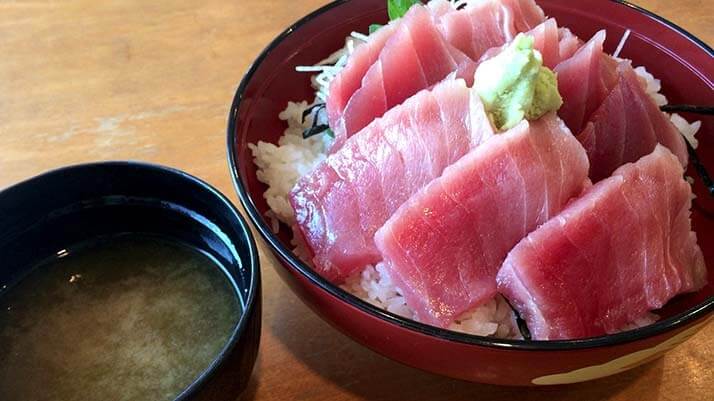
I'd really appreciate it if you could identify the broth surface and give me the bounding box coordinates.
[0,236,241,401]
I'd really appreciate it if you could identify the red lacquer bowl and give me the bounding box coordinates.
[228,0,713,385]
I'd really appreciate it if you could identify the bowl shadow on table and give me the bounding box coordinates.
[237,368,260,401]
[266,283,665,401]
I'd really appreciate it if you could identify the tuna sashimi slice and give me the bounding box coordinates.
[558,27,582,62]
[331,4,470,150]
[427,0,455,17]
[438,0,545,62]
[326,22,399,126]
[480,19,584,69]
[327,1,455,141]
[555,30,619,134]
[497,145,706,340]
[577,62,688,181]
[528,19,560,68]
[527,19,583,68]
[374,113,590,327]
[500,0,546,32]
[291,79,495,283]
[329,0,545,152]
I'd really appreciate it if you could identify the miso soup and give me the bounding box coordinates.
[0,236,241,401]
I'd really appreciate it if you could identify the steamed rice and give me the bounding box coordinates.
[248,24,700,338]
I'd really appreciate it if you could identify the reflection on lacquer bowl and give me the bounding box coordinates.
[228,0,713,385]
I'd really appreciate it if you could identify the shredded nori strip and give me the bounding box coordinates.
[658,104,714,197]
[503,298,531,340]
[301,103,334,139]
[515,314,531,341]
[660,104,714,115]
[303,124,333,139]
[302,103,326,121]
[685,139,714,196]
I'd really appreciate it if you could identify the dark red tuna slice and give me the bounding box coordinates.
[577,62,688,181]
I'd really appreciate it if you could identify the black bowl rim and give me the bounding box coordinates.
[1,161,261,398]
[227,0,713,351]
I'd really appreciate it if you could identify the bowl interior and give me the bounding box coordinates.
[0,161,260,399]
[230,0,713,343]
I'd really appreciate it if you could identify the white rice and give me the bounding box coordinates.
[247,101,330,226]
[632,66,701,149]
[340,263,521,337]
[248,22,700,339]
[618,312,660,332]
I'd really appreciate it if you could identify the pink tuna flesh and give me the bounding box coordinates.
[555,30,619,134]
[330,5,470,150]
[374,113,590,327]
[527,19,583,69]
[558,27,582,62]
[577,62,688,181]
[326,22,399,125]
[328,0,546,152]
[480,18,584,69]
[290,79,495,283]
[499,0,546,32]
[497,145,706,340]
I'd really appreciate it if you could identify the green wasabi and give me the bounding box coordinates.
[474,34,563,131]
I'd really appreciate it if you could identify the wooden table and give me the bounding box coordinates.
[1,1,711,400]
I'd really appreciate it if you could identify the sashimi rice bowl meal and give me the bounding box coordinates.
[241,0,712,344]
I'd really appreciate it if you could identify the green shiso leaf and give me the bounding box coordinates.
[369,24,383,34]
[388,0,421,20]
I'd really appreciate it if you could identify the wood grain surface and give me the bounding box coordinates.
[0,1,711,400]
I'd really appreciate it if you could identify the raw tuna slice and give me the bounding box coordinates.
[331,4,473,150]
[326,22,399,125]
[528,19,560,68]
[327,1,453,135]
[329,0,545,152]
[558,27,582,62]
[555,30,619,134]
[291,79,495,283]
[480,19,583,69]
[528,19,583,68]
[374,113,590,327]
[497,145,706,340]
[577,62,688,181]
[501,0,546,32]
[427,0,455,17]
[439,0,523,61]
[438,0,544,61]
